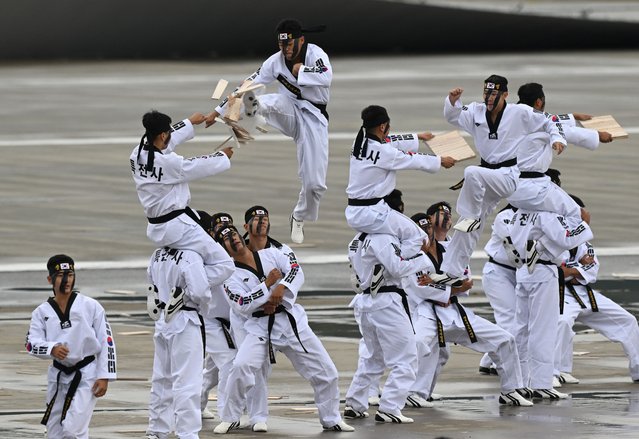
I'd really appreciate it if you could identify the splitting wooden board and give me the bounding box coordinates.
[425,130,476,161]
[579,115,628,139]
[211,79,229,100]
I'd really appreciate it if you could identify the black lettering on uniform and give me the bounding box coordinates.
[366,150,380,164]
[172,121,186,131]
[130,159,135,173]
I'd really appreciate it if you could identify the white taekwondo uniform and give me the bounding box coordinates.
[215,43,331,222]
[406,242,524,398]
[221,248,346,429]
[146,247,233,439]
[510,210,592,390]
[130,119,231,266]
[26,293,117,439]
[345,133,439,256]
[441,97,566,278]
[555,242,639,381]
[345,232,429,415]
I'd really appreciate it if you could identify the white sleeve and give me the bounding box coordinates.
[527,108,567,146]
[223,277,272,316]
[377,146,441,173]
[373,241,430,279]
[180,151,231,182]
[297,47,332,88]
[564,125,599,151]
[184,261,214,309]
[575,243,599,285]
[92,303,117,380]
[203,242,235,286]
[165,119,195,154]
[275,250,304,307]
[443,97,475,133]
[406,274,451,303]
[386,133,419,153]
[26,308,57,359]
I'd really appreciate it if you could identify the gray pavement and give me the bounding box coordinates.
[1,53,639,437]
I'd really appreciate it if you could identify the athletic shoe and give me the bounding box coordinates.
[559,372,580,384]
[375,410,414,423]
[370,264,385,297]
[322,421,355,432]
[429,272,464,287]
[290,214,304,244]
[242,90,260,117]
[213,420,241,434]
[429,393,443,401]
[201,407,215,419]
[526,239,540,274]
[165,286,185,323]
[552,376,562,388]
[145,434,160,439]
[349,263,362,293]
[146,285,162,321]
[502,236,523,267]
[405,393,434,408]
[516,387,534,399]
[479,366,492,375]
[368,394,381,406]
[453,217,481,233]
[344,406,369,419]
[252,422,268,432]
[499,390,534,407]
[532,388,569,399]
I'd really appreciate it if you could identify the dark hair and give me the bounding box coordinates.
[568,194,585,208]
[426,201,452,218]
[47,254,74,277]
[517,82,544,106]
[244,205,269,224]
[361,105,390,129]
[484,74,508,91]
[196,210,214,235]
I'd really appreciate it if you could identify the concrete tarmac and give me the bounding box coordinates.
[1,52,639,437]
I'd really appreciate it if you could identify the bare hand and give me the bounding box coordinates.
[268,285,285,306]
[440,156,457,169]
[598,131,613,143]
[92,379,108,398]
[262,303,277,314]
[221,146,234,159]
[572,113,592,121]
[205,111,220,128]
[579,254,595,265]
[188,112,207,125]
[51,344,69,361]
[452,278,473,294]
[552,142,565,155]
[292,63,303,77]
[265,269,283,288]
[418,132,435,142]
[417,273,433,286]
[448,87,464,105]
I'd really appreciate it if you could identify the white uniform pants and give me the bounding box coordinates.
[480,263,517,369]
[200,321,237,413]
[148,321,204,439]
[345,204,426,257]
[515,275,560,389]
[352,310,384,399]
[555,290,639,380]
[45,363,99,439]
[508,178,581,222]
[442,166,518,277]
[345,302,417,414]
[258,94,328,221]
[222,327,342,428]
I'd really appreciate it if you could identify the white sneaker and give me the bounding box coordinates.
[146,285,162,321]
[322,421,355,432]
[552,376,562,388]
[201,407,215,419]
[165,286,185,323]
[349,263,362,293]
[429,393,443,401]
[453,217,481,233]
[526,239,541,274]
[145,434,160,439]
[344,406,369,419]
[559,372,580,384]
[374,410,414,423]
[213,420,241,434]
[369,264,385,297]
[406,393,434,408]
[252,422,268,432]
[429,272,464,287]
[368,394,381,406]
[532,388,569,399]
[502,236,523,267]
[499,390,534,407]
[242,90,260,117]
[290,214,304,244]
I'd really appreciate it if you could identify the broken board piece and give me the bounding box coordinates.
[579,115,628,139]
[425,130,476,161]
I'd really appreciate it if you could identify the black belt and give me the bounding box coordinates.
[252,305,308,364]
[181,305,206,358]
[310,102,329,121]
[42,355,95,425]
[428,297,477,346]
[363,286,414,334]
[519,171,545,178]
[147,206,199,224]
[565,283,599,312]
[449,157,518,191]
[215,317,236,349]
[348,197,382,206]
[488,256,516,271]
[480,158,517,169]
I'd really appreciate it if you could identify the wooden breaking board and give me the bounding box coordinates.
[579,115,628,139]
[425,130,476,161]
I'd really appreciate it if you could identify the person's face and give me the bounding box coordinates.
[222,229,245,253]
[245,215,270,237]
[483,89,508,111]
[213,222,231,235]
[48,271,75,295]
[430,210,452,233]
[278,36,304,61]
[535,96,546,112]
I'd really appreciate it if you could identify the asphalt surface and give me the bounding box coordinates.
[1,52,639,437]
